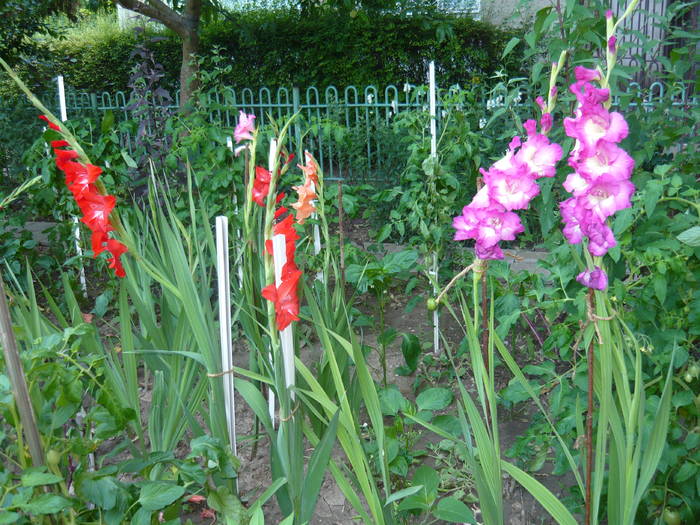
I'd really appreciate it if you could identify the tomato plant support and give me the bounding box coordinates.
[428,60,440,356]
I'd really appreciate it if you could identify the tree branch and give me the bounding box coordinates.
[116,0,187,36]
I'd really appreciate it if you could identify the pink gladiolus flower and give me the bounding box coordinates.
[579,174,634,220]
[475,243,504,260]
[608,36,617,54]
[453,196,524,249]
[560,62,635,265]
[484,166,540,211]
[572,140,634,181]
[540,113,553,134]
[560,198,585,244]
[454,108,562,259]
[234,111,256,143]
[574,66,602,82]
[576,266,608,290]
[564,106,628,155]
[476,208,524,247]
[570,82,610,108]
[516,129,563,178]
[584,220,617,256]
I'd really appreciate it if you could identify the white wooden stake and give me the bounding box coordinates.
[310,179,324,283]
[428,61,440,356]
[216,217,237,462]
[267,139,278,424]
[226,136,245,288]
[56,75,88,299]
[272,234,295,398]
[57,75,68,122]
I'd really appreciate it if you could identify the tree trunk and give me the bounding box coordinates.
[115,0,202,109]
[178,32,199,107]
[178,0,201,108]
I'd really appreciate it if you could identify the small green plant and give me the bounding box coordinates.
[346,247,419,385]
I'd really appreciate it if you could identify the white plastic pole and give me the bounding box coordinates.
[216,217,237,461]
[267,139,278,424]
[428,61,440,355]
[272,234,295,398]
[56,75,88,299]
[428,62,437,158]
[226,136,245,288]
[310,179,324,283]
[57,75,68,122]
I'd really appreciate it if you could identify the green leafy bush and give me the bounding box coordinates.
[4,8,521,95]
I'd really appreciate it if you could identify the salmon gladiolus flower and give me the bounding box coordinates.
[292,178,317,225]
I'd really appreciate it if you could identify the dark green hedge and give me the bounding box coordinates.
[24,8,521,93]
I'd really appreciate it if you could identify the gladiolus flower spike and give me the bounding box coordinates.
[453,113,563,259]
[262,199,302,331]
[234,111,255,143]
[560,67,635,290]
[41,116,128,278]
[292,151,320,224]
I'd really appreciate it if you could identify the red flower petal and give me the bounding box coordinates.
[252,166,271,207]
[91,229,112,256]
[261,283,277,303]
[79,193,116,231]
[106,238,128,278]
[39,115,61,131]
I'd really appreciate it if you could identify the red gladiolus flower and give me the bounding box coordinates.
[252,166,271,207]
[79,193,116,232]
[261,266,302,331]
[106,238,128,278]
[40,115,128,277]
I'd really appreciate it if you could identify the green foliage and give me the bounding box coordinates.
[0,1,63,64]
[0,289,240,524]
[8,8,521,95]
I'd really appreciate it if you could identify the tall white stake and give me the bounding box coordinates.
[56,75,88,299]
[57,79,93,483]
[226,136,245,288]
[216,217,237,463]
[428,61,440,355]
[272,234,296,398]
[57,75,68,122]
[267,139,278,424]
[310,179,324,283]
[429,62,437,158]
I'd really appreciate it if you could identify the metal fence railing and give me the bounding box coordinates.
[1,80,697,184]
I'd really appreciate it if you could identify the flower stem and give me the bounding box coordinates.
[585,289,595,525]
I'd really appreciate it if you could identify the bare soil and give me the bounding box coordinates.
[231,285,574,524]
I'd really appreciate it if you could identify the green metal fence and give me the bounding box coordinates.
[1,80,696,184]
